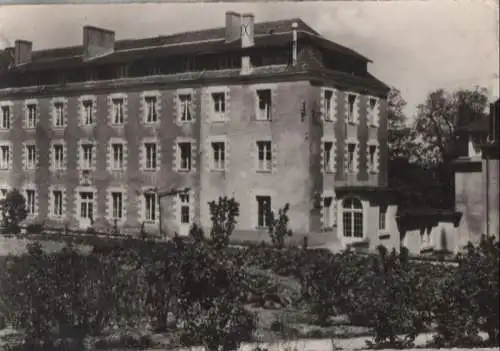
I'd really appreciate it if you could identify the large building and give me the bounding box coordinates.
[0,12,393,249]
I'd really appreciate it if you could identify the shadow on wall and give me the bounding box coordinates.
[397,209,462,256]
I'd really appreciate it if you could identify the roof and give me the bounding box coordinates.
[9,18,371,72]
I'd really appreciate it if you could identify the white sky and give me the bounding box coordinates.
[0,1,498,119]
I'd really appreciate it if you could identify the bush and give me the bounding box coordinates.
[268,204,292,249]
[208,196,239,250]
[433,235,499,347]
[1,188,27,234]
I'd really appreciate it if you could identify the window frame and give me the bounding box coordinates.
[144,95,158,124]
[111,142,125,170]
[210,141,226,171]
[323,89,335,122]
[256,195,272,228]
[111,191,124,220]
[256,140,272,172]
[144,142,158,170]
[25,102,38,129]
[256,89,272,121]
[0,104,11,130]
[0,142,12,170]
[341,197,365,242]
[81,99,95,126]
[177,141,193,172]
[80,143,94,170]
[25,188,37,217]
[346,93,358,125]
[24,143,37,170]
[52,189,64,218]
[144,191,158,222]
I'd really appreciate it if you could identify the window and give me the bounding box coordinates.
[368,144,377,173]
[81,144,94,169]
[347,94,357,123]
[211,92,225,121]
[347,143,356,173]
[257,141,272,171]
[25,144,37,169]
[26,189,36,216]
[111,192,123,219]
[379,205,387,232]
[145,96,158,123]
[112,98,124,124]
[52,190,63,217]
[178,142,192,171]
[180,193,190,224]
[144,192,157,221]
[0,144,10,169]
[111,143,124,170]
[26,104,38,128]
[324,90,334,121]
[179,94,192,122]
[323,142,334,173]
[53,144,64,170]
[54,102,64,127]
[211,142,226,171]
[323,196,334,229]
[82,100,94,125]
[342,197,363,238]
[256,89,272,121]
[256,195,272,228]
[1,106,10,129]
[79,192,94,221]
[144,142,157,170]
[368,98,378,126]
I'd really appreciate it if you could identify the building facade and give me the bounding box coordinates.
[0,11,393,250]
[453,98,499,247]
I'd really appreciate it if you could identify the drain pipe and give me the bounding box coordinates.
[291,22,298,67]
[486,156,489,236]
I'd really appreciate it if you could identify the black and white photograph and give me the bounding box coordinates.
[0,1,498,350]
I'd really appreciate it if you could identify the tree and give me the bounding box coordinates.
[412,86,489,168]
[386,87,414,160]
[0,188,27,234]
[409,86,490,208]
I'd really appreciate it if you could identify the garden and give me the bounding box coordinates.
[0,191,498,351]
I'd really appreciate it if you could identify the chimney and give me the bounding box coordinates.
[83,26,115,60]
[14,40,32,65]
[225,11,242,43]
[291,22,298,67]
[240,13,255,75]
[241,13,255,48]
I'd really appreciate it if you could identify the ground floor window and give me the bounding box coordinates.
[342,197,363,238]
[180,193,190,224]
[256,195,272,228]
[144,193,157,221]
[80,192,94,221]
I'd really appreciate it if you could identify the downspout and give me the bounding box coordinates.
[291,22,298,67]
[486,157,489,236]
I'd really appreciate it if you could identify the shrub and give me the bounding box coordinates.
[1,188,27,234]
[177,240,256,351]
[433,235,499,347]
[268,204,293,249]
[208,196,240,250]
[345,247,440,349]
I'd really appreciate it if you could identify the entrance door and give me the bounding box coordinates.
[79,191,94,229]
